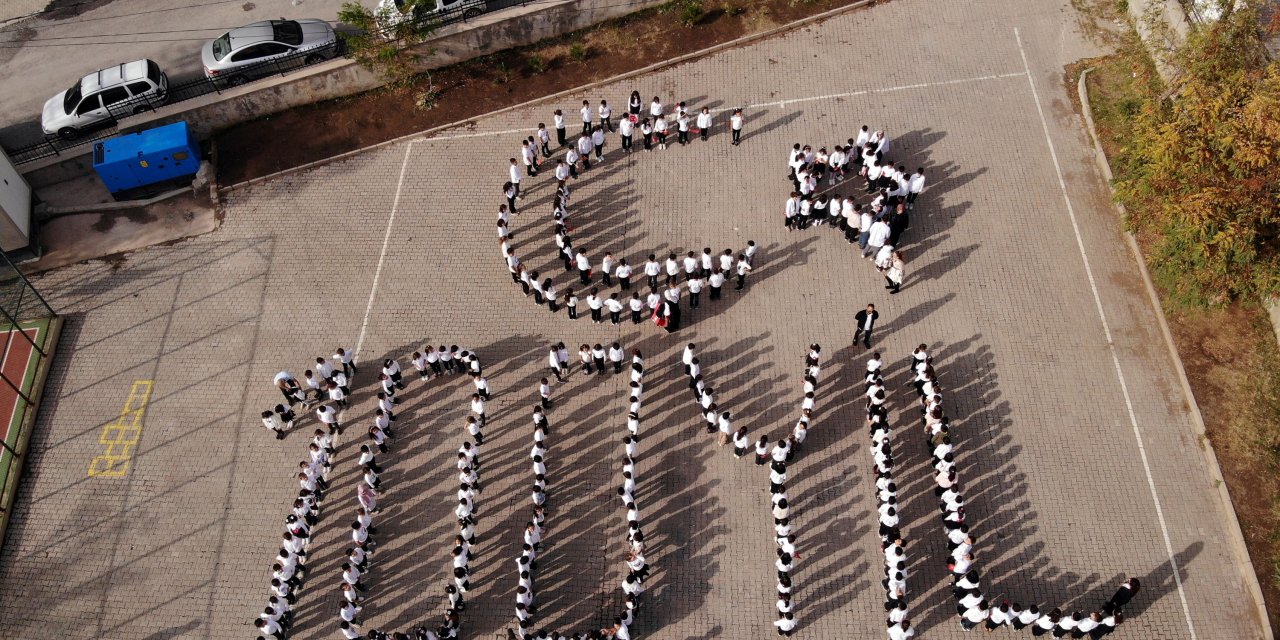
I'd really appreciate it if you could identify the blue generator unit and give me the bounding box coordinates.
[93,121,202,201]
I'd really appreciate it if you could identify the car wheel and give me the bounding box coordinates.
[226,75,248,87]
[463,7,481,19]
[132,105,148,115]
[57,127,78,141]
[304,53,324,65]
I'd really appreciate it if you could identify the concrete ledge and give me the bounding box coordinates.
[223,0,876,191]
[1077,66,1273,640]
[18,0,659,184]
[38,186,189,218]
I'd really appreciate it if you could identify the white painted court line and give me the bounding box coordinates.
[744,72,1027,110]
[354,140,417,360]
[1014,27,1197,639]
[417,72,1027,143]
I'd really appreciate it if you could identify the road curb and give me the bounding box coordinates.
[220,0,878,192]
[1077,66,1274,639]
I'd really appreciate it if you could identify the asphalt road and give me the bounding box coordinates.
[0,0,353,149]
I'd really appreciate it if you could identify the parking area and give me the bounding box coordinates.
[0,0,352,146]
[0,0,1267,638]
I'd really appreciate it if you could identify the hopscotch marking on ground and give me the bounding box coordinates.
[89,380,154,478]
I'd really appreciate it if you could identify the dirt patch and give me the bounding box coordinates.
[1082,48,1280,635]
[215,0,871,184]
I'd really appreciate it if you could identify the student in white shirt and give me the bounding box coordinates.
[565,147,581,178]
[729,108,744,145]
[654,114,668,149]
[575,250,592,286]
[576,133,594,168]
[608,343,625,373]
[598,252,616,287]
[615,259,633,289]
[709,268,726,300]
[507,158,523,200]
[643,254,661,289]
[906,167,926,208]
[639,117,654,151]
[618,114,634,152]
[553,108,567,146]
[262,410,285,439]
[664,253,680,287]
[579,100,593,135]
[774,612,796,636]
[598,99,613,132]
[606,294,624,324]
[687,275,704,308]
[695,107,712,142]
[887,620,914,640]
[520,140,538,177]
[628,293,645,323]
[591,126,605,160]
[734,254,752,291]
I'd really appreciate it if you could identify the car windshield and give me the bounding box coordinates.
[62,82,81,114]
[211,33,233,61]
[272,20,303,46]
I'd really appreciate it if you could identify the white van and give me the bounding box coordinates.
[41,59,169,140]
[375,0,485,31]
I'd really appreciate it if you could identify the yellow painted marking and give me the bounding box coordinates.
[89,380,153,477]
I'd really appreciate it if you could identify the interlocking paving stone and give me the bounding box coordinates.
[0,0,1264,638]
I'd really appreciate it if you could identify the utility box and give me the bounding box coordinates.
[0,148,32,252]
[93,121,202,201]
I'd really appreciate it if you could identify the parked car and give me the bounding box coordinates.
[375,0,485,32]
[202,19,339,86]
[41,59,168,140]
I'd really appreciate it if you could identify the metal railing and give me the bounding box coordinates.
[4,39,345,165]
[0,250,57,515]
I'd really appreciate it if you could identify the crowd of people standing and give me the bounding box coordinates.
[781,130,922,293]
[336,347,485,640]
[514,350,648,640]
[679,342,821,636]
[863,352,916,640]
[917,346,1132,637]
[500,92,761,332]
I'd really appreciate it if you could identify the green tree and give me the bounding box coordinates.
[1114,2,1280,305]
[338,0,435,86]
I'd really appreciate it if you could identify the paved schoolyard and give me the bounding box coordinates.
[0,0,1266,638]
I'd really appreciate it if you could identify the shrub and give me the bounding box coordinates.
[1113,4,1280,305]
[337,0,433,86]
[569,43,588,62]
[679,0,704,26]
[527,54,549,74]
[414,87,441,111]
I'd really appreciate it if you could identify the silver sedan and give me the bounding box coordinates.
[201,19,338,85]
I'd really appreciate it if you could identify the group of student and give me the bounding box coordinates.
[913,345,1132,637]
[266,348,357,439]
[679,343,820,636]
[781,130,923,294]
[255,348,367,638]
[254,425,336,638]
[863,352,917,640]
[335,347,485,640]
[499,91,762,332]
[514,350,648,640]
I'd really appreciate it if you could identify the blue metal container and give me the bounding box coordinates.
[93,121,201,199]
